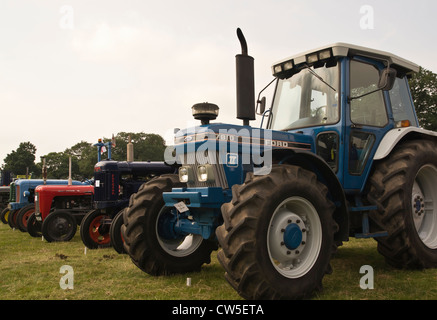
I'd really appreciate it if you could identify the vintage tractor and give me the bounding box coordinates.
[0,170,12,224]
[121,28,437,299]
[80,138,177,251]
[7,178,88,232]
[27,184,94,241]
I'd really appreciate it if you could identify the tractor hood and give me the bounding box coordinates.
[173,123,313,155]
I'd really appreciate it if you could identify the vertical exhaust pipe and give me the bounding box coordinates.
[127,135,134,162]
[42,157,47,185]
[235,28,255,126]
[68,156,72,185]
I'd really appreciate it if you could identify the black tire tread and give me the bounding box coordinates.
[216,165,338,300]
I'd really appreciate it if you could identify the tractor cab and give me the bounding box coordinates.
[266,43,420,193]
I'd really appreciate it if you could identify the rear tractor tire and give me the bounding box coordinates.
[121,174,217,275]
[216,165,338,300]
[368,140,437,268]
[1,207,10,224]
[80,209,111,249]
[7,209,18,229]
[16,204,35,232]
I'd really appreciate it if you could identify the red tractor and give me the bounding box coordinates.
[28,184,94,242]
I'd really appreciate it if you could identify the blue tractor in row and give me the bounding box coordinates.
[121,29,437,299]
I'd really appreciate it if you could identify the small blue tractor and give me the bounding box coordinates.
[80,138,176,252]
[122,29,437,299]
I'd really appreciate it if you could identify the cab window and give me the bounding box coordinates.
[350,60,387,127]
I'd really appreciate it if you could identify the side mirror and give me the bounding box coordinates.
[378,68,397,91]
[256,96,266,115]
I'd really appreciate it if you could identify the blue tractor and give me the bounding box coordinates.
[122,29,437,299]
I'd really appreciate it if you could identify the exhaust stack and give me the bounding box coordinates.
[235,28,255,126]
[127,135,134,162]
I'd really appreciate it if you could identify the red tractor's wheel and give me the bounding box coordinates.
[80,210,111,249]
[16,204,35,232]
[41,211,77,242]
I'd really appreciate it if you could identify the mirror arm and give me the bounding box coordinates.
[347,87,381,104]
[256,77,276,115]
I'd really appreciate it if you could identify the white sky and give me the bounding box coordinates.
[1,0,436,165]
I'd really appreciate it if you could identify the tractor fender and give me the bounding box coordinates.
[374,127,437,160]
[274,149,349,242]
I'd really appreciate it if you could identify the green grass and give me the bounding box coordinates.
[1,222,436,300]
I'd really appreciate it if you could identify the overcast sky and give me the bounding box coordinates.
[1,0,436,165]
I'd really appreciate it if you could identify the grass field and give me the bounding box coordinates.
[0,222,436,301]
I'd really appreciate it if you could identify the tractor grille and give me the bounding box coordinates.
[180,152,228,189]
[9,182,15,202]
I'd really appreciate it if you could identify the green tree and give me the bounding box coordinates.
[409,67,437,130]
[101,132,166,161]
[40,152,80,180]
[65,141,96,178]
[32,132,167,181]
[3,142,38,176]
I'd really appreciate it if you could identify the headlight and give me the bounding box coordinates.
[197,164,214,183]
[178,166,192,183]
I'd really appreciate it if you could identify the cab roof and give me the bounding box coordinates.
[272,42,420,78]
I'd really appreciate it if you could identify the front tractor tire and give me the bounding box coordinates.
[27,213,42,237]
[121,174,217,276]
[41,211,77,242]
[368,140,437,268]
[110,208,126,254]
[216,165,338,300]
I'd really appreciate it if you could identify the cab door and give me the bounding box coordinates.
[342,57,393,193]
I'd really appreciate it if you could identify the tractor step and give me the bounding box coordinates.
[349,204,388,239]
[355,230,388,239]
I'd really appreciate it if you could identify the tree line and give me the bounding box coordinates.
[1,132,167,180]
